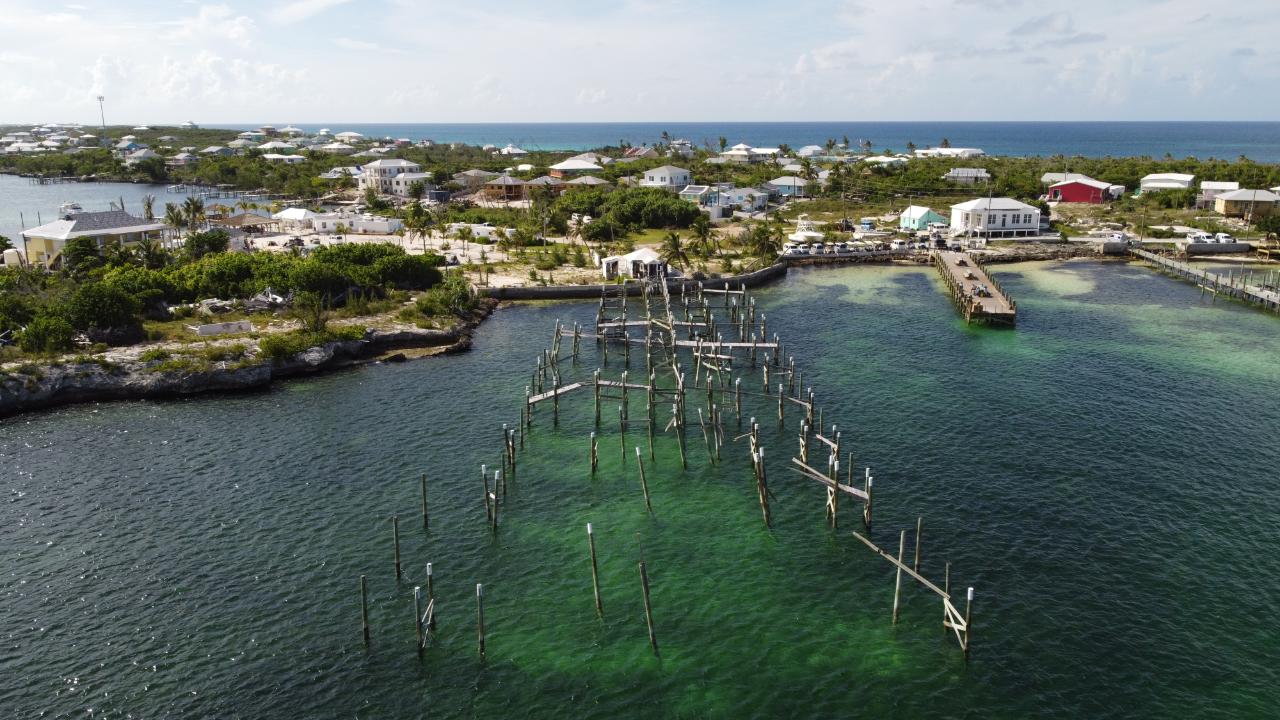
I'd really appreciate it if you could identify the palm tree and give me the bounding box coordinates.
[135,237,168,269]
[658,230,689,268]
[688,215,716,260]
[163,202,185,242]
[141,193,155,220]
[718,136,727,152]
[182,196,206,230]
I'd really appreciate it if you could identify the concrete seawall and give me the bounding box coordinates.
[481,262,789,300]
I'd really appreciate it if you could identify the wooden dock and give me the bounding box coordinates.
[932,251,1017,326]
[1133,249,1280,314]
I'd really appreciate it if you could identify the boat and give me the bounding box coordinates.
[788,213,825,243]
[58,201,83,214]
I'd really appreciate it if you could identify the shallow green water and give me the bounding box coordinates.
[2,260,1279,718]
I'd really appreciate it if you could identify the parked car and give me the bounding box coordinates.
[1215,233,1236,243]
[1186,231,1213,243]
[810,242,825,254]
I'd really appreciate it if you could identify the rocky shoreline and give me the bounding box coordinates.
[0,300,496,419]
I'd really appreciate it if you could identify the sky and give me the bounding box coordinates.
[0,0,1275,124]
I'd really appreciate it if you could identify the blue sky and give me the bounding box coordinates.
[0,0,1274,124]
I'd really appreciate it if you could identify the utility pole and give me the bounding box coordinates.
[96,95,107,140]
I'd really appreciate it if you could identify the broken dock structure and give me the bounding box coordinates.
[933,251,1017,326]
[1133,248,1280,314]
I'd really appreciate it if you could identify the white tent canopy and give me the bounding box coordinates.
[272,207,318,222]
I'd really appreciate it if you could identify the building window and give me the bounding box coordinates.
[987,214,995,224]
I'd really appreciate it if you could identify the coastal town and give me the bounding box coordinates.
[5,0,1280,713]
[1,120,1278,403]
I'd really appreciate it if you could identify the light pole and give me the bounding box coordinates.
[96,95,106,144]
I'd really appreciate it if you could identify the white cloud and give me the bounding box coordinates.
[334,37,379,51]
[269,0,353,23]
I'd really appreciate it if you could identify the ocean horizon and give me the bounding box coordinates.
[206,120,1280,161]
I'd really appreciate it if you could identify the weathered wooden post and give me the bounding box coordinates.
[420,473,429,531]
[863,469,873,529]
[426,563,436,629]
[587,523,603,617]
[943,561,950,636]
[393,515,402,580]
[734,377,742,426]
[414,586,424,655]
[476,583,486,657]
[777,383,784,425]
[964,587,974,658]
[892,529,905,624]
[636,447,653,513]
[639,561,658,655]
[590,432,599,474]
[914,516,923,573]
[360,574,370,645]
[481,464,491,521]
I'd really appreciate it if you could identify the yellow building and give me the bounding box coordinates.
[1214,189,1279,219]
[21,210,167,267]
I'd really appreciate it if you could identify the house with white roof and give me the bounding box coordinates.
[639,165,691,190]
[549,158,604,178]
[319,142,356,155]
[499,144,528,156]
[601,247,668,280]
[1140,173,1195,192]
[915,147,985,159]
[263,153,305,164]
[359,158,433,195]
[318,166,362,180]
[942,168,991,185]
[1197,180,1240,208]
[21,210,166,267]
[124,148,159,165]
[796,145,825,158]
[949,198,1042,238]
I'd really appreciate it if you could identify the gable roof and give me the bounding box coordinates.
[567,175,609,185]
[21,210,165,241]
[646,165,689,175]
[952,197,1039,212]
[486,175,526,186]
[1217,188,1279,202]
[550,158,604,172]
[1051,177,1112,190]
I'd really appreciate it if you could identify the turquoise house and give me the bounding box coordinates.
[899,205,947,231]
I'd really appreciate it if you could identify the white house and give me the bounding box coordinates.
[949,198,1042,238]
[262,153,305,164]
[359,158,434,196]
[914,147,985,159]
[796,145,825,158]
[311,212,404,234]
[319,142,356,155]
[1198,180,1240,207]
[498,144,528,156]
[639,165,691,190]
[1140,173,1195,192]
[601,247,668,280]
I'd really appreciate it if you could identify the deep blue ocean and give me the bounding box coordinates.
[212,121,1280,161]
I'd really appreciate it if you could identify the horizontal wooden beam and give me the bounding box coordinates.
[851,530,950,600]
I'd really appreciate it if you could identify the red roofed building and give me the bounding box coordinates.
[1048,177,1123,204]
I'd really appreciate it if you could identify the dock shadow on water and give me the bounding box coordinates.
[1,261,1279,718]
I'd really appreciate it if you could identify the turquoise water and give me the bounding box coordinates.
[2,261,1279,717]
[0,174,201,250]
[206,121,1280,160]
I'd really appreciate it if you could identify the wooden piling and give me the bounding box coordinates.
[360,574,370,645]
[476,583,486,657]
[914,517,923,573]
[481,464,491,522]
[639,561,658,655]
[588,523,603,617]
[426,563,436,629]
[892,529,905,624]
[420,473,429,531]
[590,432,599,474]
[964,587,974,658]
[393,515,402,580]
[636,447,653,513]
[414,586,424,655]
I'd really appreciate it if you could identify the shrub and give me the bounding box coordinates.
[185,229,231,259]
[373,254,443,289]
[0,293,35,333]
[19,316,75,354]
[415,271,476,317]
[258,331,315,361]
[65,283,142,331]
